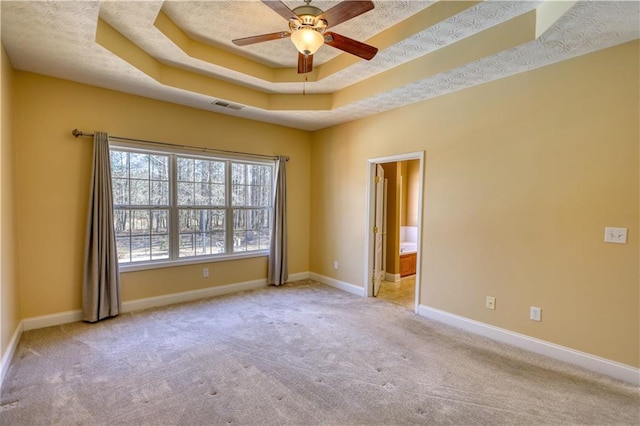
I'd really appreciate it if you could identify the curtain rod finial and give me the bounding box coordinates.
[72,129,82,138]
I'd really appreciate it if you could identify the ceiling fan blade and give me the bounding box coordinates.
[317,1,374,29]
[298,53,313,74]
[261,0,299,21]
[324,32,378,60]
[232,31,290,46]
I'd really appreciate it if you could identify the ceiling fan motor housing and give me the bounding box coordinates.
[289,5,327,32]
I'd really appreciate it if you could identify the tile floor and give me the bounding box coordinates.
[377,275,416,309]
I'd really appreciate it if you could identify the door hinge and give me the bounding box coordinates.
[375,176,381,183]
[373,226,379,234]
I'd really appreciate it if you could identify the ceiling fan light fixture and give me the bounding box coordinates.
[232,0,377,74]
[290,27,324,56]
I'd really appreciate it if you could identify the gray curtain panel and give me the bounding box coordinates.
[82,131,121,322]
[268,156,288,286]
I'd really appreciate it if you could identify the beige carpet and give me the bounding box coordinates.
[1,280,638,425]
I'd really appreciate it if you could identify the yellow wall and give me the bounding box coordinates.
[1,43,20,362]
[13,72,311,318]
[406,160,420,227]
[381,162,399,274]
[398,159,420,228]
[310,41,639,367]
[399,161,408,226]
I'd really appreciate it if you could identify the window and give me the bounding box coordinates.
[110,145,273,267]
[231,163,272,252]
[176,157,226,257]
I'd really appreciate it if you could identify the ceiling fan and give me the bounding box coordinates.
[232,0,378,74]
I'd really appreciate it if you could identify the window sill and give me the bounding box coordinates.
[119,251,269,273]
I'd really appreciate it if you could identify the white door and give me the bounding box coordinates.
[373,164,385,296]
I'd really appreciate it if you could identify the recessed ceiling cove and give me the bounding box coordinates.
[2,1,638,130]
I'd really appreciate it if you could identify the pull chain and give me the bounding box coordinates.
[303,75,308,96]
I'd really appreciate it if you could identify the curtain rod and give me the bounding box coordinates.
[71,129,289,162]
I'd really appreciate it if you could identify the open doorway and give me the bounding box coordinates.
[365,152,424,313]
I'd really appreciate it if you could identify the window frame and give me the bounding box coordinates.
[109,141,274,272]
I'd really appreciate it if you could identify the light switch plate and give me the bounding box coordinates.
[604,227,627,244]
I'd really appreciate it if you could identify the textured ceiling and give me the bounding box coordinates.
[1,1,639,131]
[161,1,434,68]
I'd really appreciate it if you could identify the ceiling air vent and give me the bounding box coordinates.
[212,100,244,111]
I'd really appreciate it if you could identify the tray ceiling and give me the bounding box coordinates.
[1,1,638,131]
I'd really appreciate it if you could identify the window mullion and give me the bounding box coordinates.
[170,154,179,260]
[225,160,233,254]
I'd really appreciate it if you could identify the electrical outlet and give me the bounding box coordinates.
[333,261,339,270]
[203,268,209,278]
[486,296,496,310]
[604,227,627,244]
[530,306,541,321]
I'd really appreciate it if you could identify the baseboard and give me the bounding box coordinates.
[23,310,82,331]
[385,273,401,282]
[287,271,310,282]
[123,273,311,312]
[1,320,23,390]
[21,273,311,331]
[309,272,364,297]
[121,278,270,313]
[418,305,640,386]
